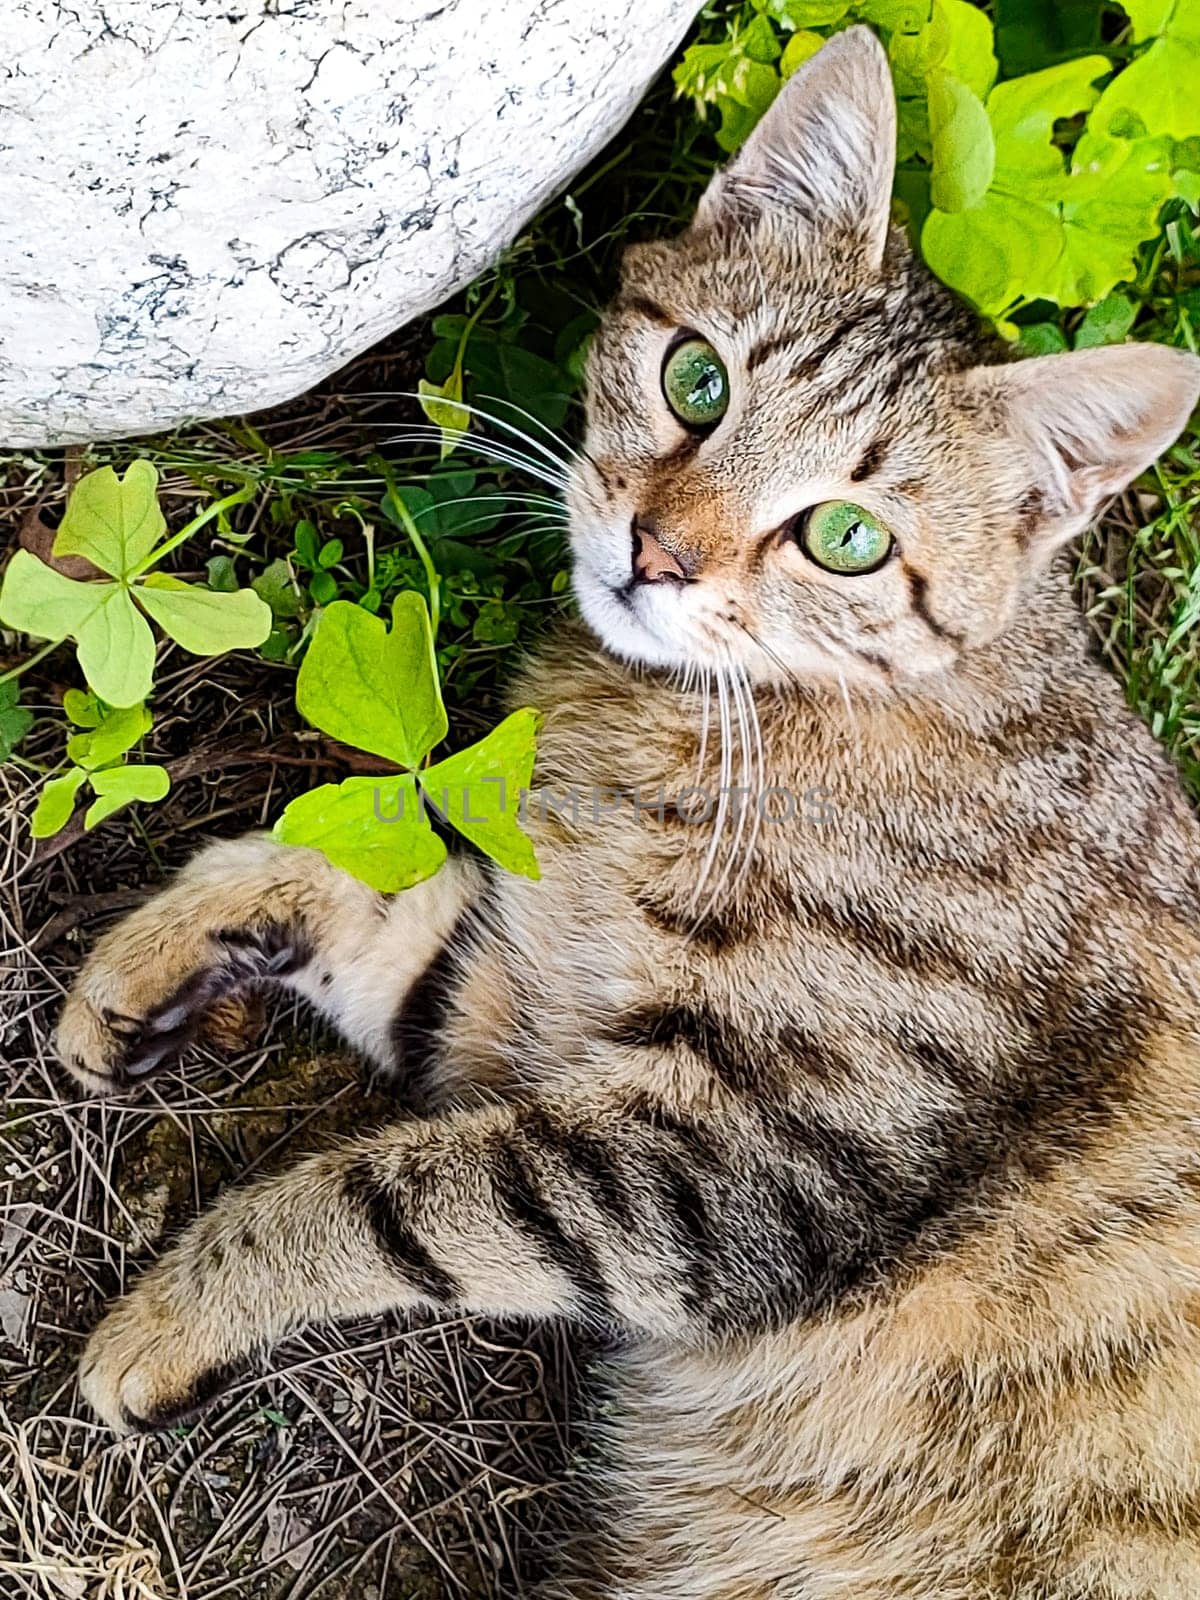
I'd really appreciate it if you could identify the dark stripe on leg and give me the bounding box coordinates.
[343,1162,460,1304]
[492,1141,617,1327]
[390,918,465,1113]
[127,1357,247,1432]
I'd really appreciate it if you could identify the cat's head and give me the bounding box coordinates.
[567,26,1200,686]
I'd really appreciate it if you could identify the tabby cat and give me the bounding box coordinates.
[59,28,1200,1598]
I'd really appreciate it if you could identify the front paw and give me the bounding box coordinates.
[58,922,301,1094]
[80,1285,241,1436]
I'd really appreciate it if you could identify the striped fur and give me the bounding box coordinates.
[58,27,1200,1599]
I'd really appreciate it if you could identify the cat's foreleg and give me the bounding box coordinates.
[58,835,479,1092]
[80,1092,771,1433]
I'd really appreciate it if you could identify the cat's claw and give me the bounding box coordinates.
[58,961,216,1093]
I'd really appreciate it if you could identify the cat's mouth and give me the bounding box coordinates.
[569,548,691,668]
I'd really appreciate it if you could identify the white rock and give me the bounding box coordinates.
[1,0,699,447]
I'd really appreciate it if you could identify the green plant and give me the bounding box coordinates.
[0,682,32,761]
[0,462,270,707]
[30,693,168,838]
[274,594,539,891]
[676,0,1200,325]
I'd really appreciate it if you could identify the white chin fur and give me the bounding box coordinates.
[572,567,688,669]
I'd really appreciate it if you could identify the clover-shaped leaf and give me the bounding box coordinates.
[137,574,276,656]
[29,697,170,838]
[32,769,88,839]
[1091,0,1200,144]
[295,595,448,768]
[55,458,165,576]
[278,593,539,891]
[84,764,171,831]
[0,462,271,708]
[420,708,541,879]
[275,775,448,893]
[922,55,1173,315]
[66,701,151,770]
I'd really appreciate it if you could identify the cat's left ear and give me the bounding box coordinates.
[693,26,896,269]
[958,344,1200,551]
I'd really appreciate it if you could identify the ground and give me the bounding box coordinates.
[0,337,585,1600]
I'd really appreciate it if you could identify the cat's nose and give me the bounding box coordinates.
[631,516,689,585]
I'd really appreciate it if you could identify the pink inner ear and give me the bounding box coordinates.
[966,344,1200,547]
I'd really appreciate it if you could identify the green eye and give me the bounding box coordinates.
[662,337,729,428]
[801,501,893,575]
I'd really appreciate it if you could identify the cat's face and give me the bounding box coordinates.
[567,27,1200,687]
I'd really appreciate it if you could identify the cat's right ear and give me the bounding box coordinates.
[693,26,896,269]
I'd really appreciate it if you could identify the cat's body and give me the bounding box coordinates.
[55,28,1200,1599]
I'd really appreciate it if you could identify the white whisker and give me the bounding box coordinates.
[379,427,571,492]
[695,669,711,787]
[691,665,733,917]
[473,392,581,467]
[732,665,766,901]
[703,661,754,916]
[350,388,579,472]
[392,388,577,477]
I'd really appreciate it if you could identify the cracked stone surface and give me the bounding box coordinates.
[2,0,700,446]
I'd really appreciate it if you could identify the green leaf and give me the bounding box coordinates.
[295,594,448,769]
[0,550,117,643]
[928,72,995,211]
[923,60,1172,314]
[31,767,87,838]
[1123,0,1182,34]
[418,372,470,459]
[923,194,1033,314]
[53,461,165,578]
[994,0,1105,77]
[74,588,157,708]
[419,707,541,879]
[0,682,33,761]
[308,570,338,606]
[1074,291,1138,346]
[63,689,103,727]
[1016,321,1069,354]
[756,0,849,24]
[988,55,1110,194]
[137,575,272,656]
[857,0,927,25]
[294,520,321,569]
[1092,0,1200,142]
[472,343,574,430]
[273,775,446,893]
[83,763,171,830]
[893,0,997,104]
[66,701,150,771]
[206,555,238,592]
[937,0,998,100]
[252,558,302,620]
[780,29,824,77]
